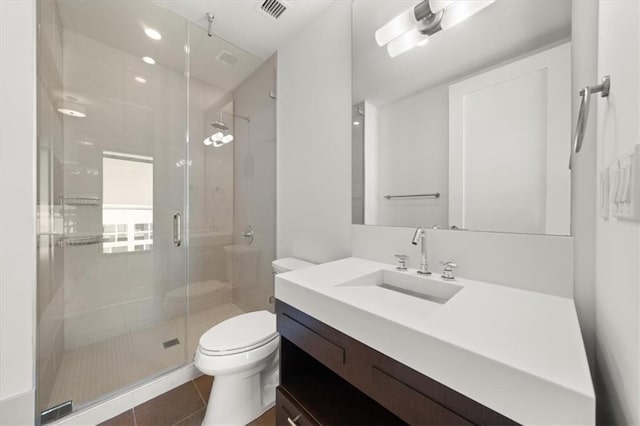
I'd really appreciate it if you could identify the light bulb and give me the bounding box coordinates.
[375,7,417,46]
[213,139,225,148]
[144,28,162,40]
[387,28,429,58]
[203,136,213,146]
[222,134,234,144]
[440,0,494,30]
[211,132,224,141]
[142,56,156,65]
[135,76,147,84]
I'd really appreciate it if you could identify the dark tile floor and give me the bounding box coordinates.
[99,376,275,426]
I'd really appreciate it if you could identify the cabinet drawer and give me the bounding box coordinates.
[276,387,318,426]
[371,366,473,426]
[278,311,345,371]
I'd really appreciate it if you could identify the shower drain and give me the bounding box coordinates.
[163,338,181,349]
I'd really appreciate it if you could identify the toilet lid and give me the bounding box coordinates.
[199,311,277,355]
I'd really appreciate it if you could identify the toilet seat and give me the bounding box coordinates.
[199,310,277,356]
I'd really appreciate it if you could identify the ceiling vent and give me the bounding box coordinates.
[216,50,239,67]
[254,0,288,21]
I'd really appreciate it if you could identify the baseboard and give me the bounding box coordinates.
[51,363,200,426]
[0,389,35,426]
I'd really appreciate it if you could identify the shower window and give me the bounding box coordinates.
[102,152,153,254]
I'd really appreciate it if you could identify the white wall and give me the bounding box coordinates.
[376,84,449,228]
[277,2,352,264]
[571,0,597,369]
[594,1,640,424]
[0,0,37,424]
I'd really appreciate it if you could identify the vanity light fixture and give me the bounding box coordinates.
[144,28,162,41]
[142,56,156,65]
[376,0,494,58]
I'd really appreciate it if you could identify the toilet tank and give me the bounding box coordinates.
[272,257,315,274]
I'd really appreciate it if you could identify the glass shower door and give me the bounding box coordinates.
[36,0,190,417]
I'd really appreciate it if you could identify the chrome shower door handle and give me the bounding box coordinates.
[173,213,181,247]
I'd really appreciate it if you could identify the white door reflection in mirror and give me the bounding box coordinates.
[449,43,571,235]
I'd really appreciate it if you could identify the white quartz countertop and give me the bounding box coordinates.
[275,257,595,425]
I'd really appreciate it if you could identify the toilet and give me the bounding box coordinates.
[194,257,315,425]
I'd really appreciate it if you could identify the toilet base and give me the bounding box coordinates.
[201,352,278,425]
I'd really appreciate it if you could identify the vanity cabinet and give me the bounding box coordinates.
[276,300,519,426]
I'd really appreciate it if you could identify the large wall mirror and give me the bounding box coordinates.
[352,0,572,236]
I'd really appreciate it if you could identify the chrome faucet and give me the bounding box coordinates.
[411,227,431,275]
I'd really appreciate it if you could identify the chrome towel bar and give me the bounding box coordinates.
[384,193,440,200]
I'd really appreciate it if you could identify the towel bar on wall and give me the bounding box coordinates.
[573,75,610,156]
[384,193,441,200]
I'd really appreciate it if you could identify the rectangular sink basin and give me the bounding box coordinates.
[337,269,463,304]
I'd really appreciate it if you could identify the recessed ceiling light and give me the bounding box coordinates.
[57,102,86,118]
[142,56,156,65]
[135,76,147,84]
[144,28,162,40]
[353,121,361,126]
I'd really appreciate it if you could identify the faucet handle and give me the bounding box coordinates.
[395,254,408,270]
[439,261,457,280]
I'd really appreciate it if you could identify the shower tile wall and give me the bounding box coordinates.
[231,54,277,312]
[37,0,65,412]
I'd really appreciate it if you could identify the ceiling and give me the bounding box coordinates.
[353,0,572,106]
[152,0,336,60]
[57,0,266,92]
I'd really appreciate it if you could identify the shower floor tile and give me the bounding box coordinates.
[48,303,244,410]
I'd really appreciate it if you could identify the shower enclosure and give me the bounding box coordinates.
[36,0,277,421]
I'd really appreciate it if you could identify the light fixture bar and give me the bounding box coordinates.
[376,0,494,58]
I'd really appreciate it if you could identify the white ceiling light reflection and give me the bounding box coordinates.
[77,140,94,146]
[142,56,156,65]
[144,28,162,40]
[135,76,147,84]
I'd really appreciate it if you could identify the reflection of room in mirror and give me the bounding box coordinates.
[352,0,572,236]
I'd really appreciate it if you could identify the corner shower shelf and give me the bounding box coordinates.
[59,196,101,206]
[56,235,103,247]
